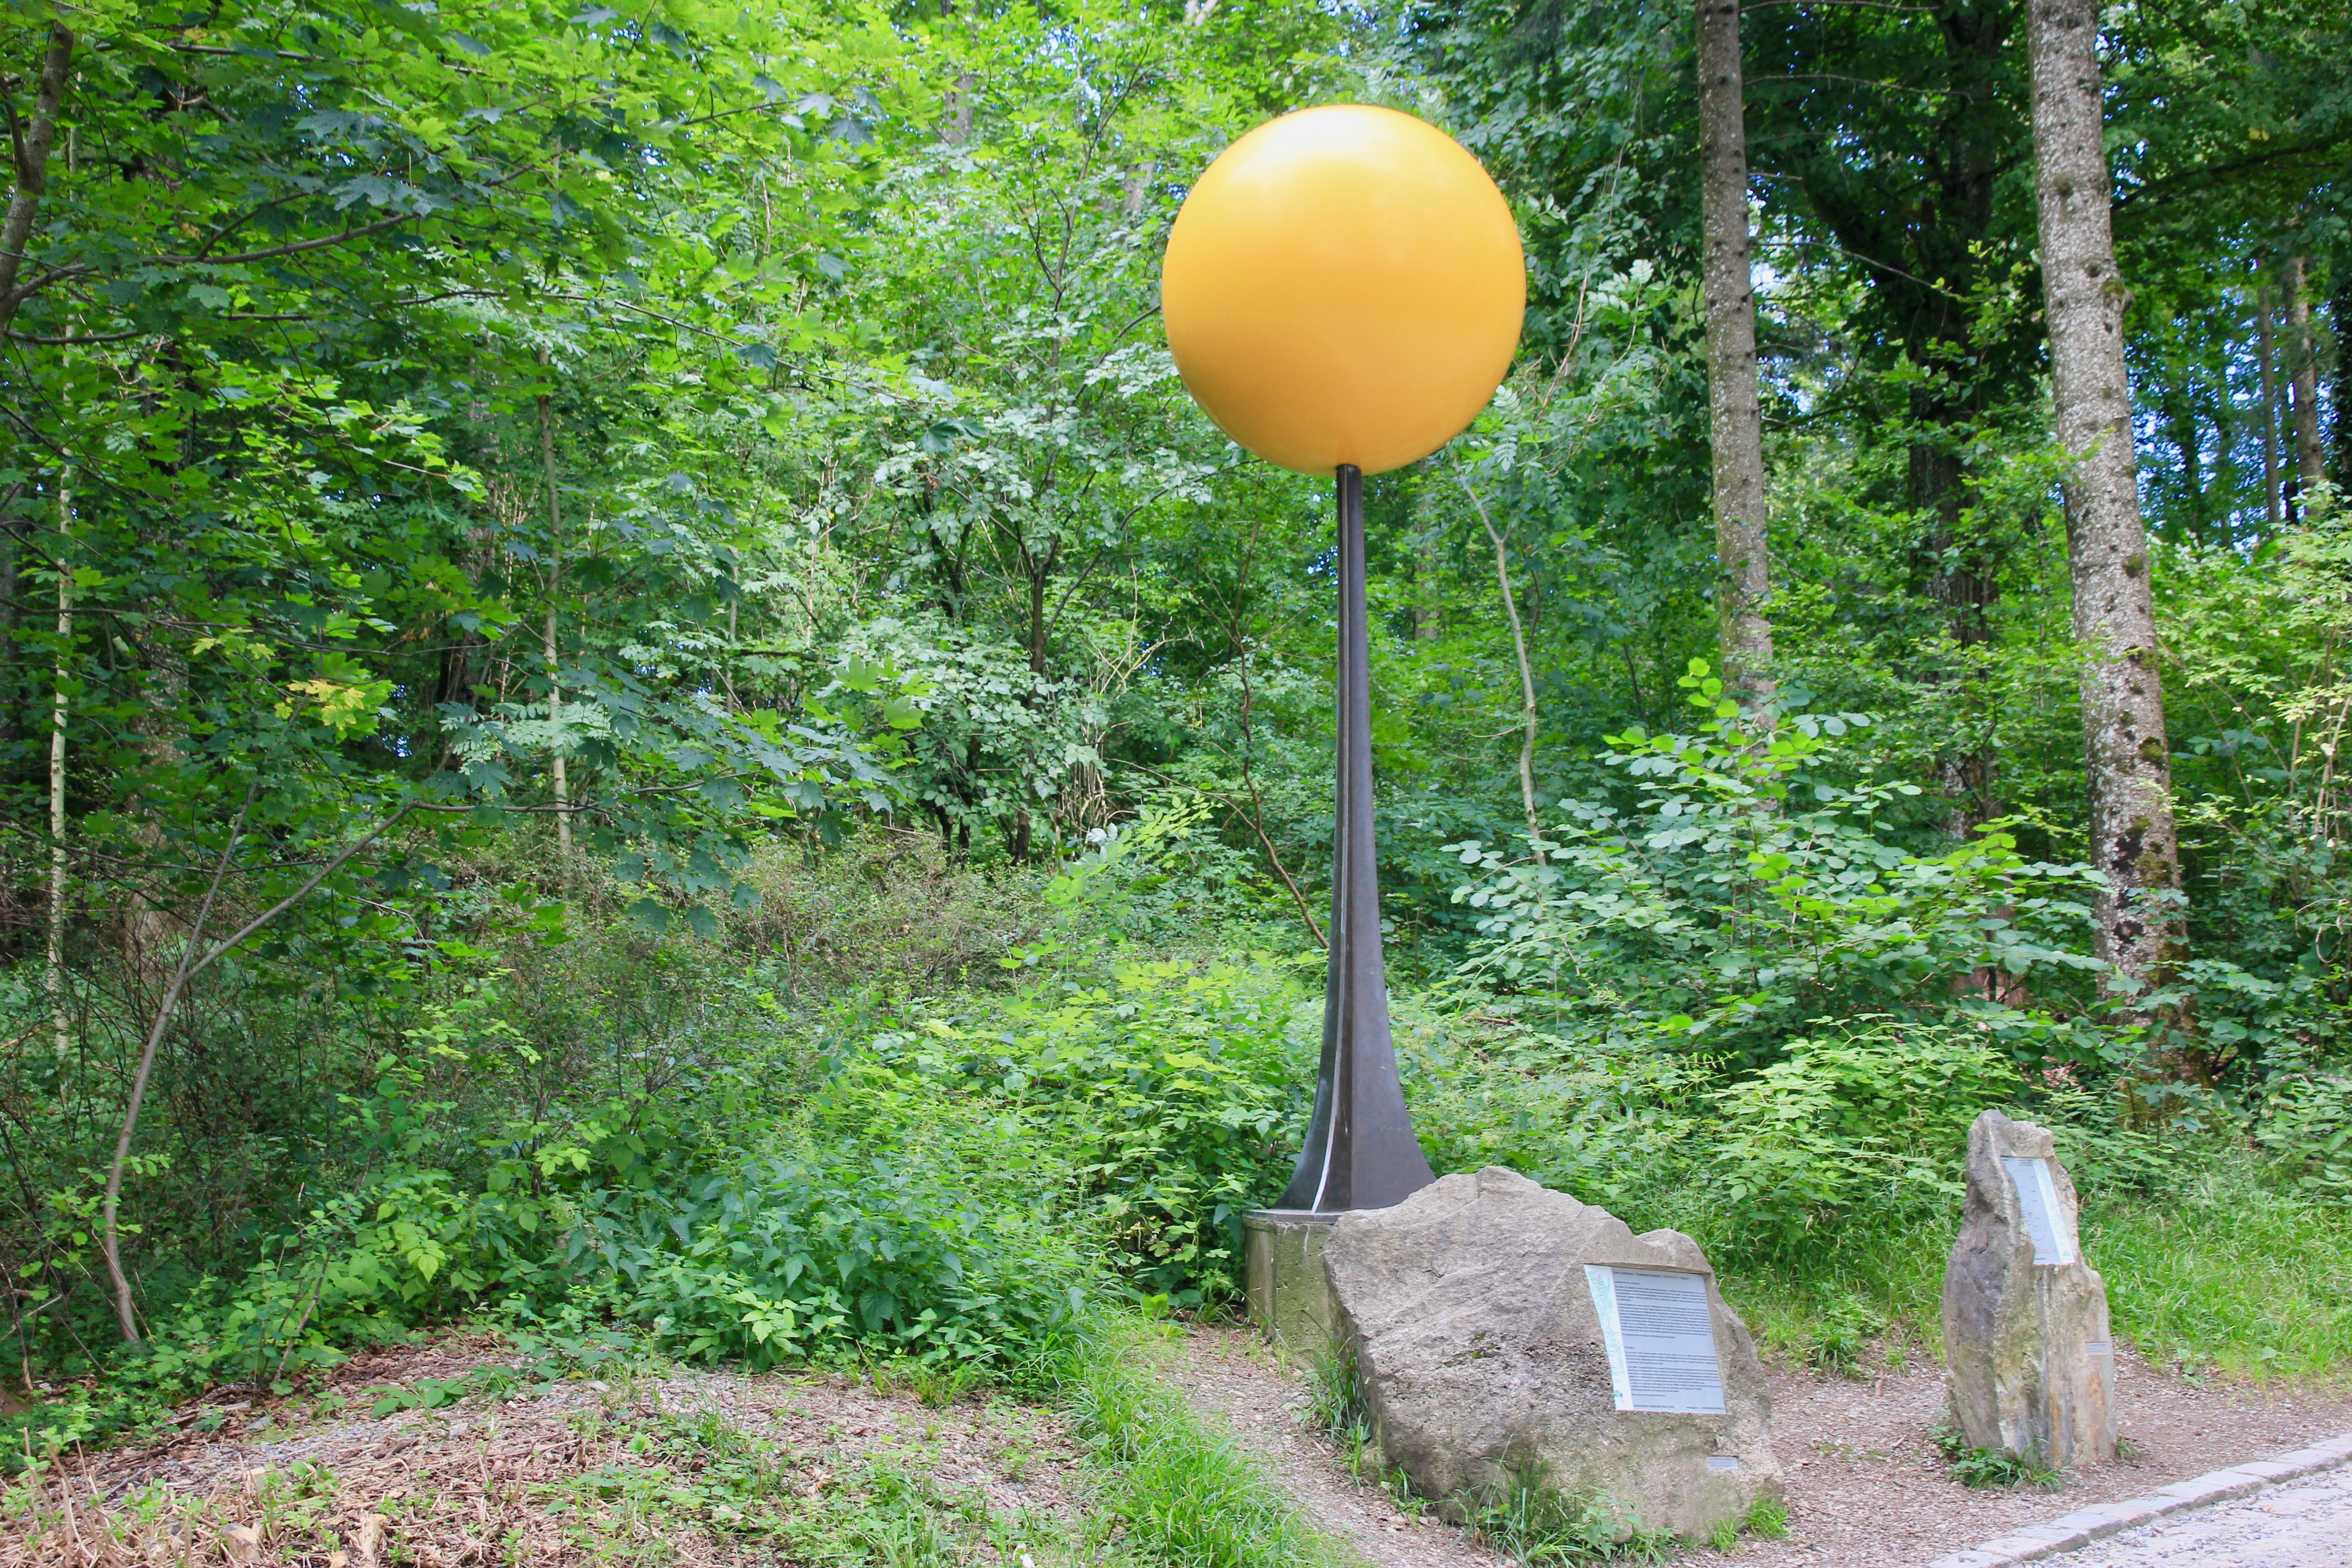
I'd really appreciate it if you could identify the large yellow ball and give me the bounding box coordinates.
[1161,105,1525,478]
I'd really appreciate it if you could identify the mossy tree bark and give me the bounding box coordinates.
[1697,0,1773,710]
[2027,0,2183,1000]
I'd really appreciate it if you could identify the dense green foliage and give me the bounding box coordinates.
[0,0,2348,1494]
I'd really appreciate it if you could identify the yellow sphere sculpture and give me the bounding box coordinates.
[1162,105,1525,477]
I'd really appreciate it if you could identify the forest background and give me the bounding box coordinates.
[0,0,2349,1459]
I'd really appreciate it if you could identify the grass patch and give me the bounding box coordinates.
[1711,1145,2352,1383]
[2084,1150,2352,1382]
[1457,1474,1676,1564]
[1712,1229,1950,1375]
[1065,1317,1348,1568]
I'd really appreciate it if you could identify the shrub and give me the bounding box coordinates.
[865,949,1308,1303]
[2253,1067,2352,1202]
[1700,1022,2024,1258]
[1442,662,2107,1068]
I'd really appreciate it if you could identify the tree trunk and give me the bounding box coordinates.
[1463,481,1544,860]
[2027,0,2184,998]
[0,516,17,752]
[537,388,570,855]
[1414,534,1440,641]
[2256,274,2283,532]
[2211,375,2240,536]
[1120,163,1156,219]
[2332,264,2352,492]
[2284,255,2324,495]
[47,475,70,1060]
[0,24,73,338]
[938,0,973,146]
[1026,554,1049,675]
[944,75,975,145]
[1696,0,1774,708]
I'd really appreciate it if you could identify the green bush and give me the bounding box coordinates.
[1442,662,2108,1068]
[864,949,1308,1303]
[1699,1022,2024,1258]
[1405,1009,2023,1263]
[2252,1066,2352,1201]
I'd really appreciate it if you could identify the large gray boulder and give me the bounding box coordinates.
[1321,1166,1781,1539]
[1943,1109,2117,1467]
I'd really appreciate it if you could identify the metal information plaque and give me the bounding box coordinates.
[1585,1265,1726,1414]
[2000,1156,2075,1265]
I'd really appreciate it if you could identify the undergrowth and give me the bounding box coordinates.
[12,779,2352,1488]
[3,1313,1336,1568]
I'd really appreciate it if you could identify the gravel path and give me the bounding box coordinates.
[2053,1466,2352,1567]
[1160,1322,2352,1568]
[1738,1345,2352,1567]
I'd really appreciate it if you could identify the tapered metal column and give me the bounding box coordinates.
[1275,464,1437,1213]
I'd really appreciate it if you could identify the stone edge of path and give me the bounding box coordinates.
[1920,1432,2352,1568]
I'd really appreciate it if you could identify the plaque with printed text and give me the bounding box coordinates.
[2000,1156,2075,1265]
[1584,1265,1726,1414]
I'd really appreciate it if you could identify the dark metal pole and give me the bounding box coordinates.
[1275,465,1436,1213]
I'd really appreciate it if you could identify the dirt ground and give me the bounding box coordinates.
[1161,1323,2352,1568]
[8,1326,2347,1568]
[1739,1345,2352,1567]
[0,1336,1093,1567]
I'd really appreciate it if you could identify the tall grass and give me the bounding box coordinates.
[1712,1147,2352,1384]
[2085,1150,2352,1381]
[1064,1317,1352,1568]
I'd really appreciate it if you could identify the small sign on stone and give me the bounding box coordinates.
[2000,1155,2074,1264]
[1585,1265,1726,1414]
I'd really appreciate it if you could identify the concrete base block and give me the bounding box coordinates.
[1243,1209,1338,1359]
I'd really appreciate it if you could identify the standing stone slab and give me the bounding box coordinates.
[1944,1110,2117,1467]
[1321,1166,1781,1539]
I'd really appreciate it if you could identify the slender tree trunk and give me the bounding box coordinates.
[938,0,974,145]
[1696,0,1774,709]
[1024,544,1054,675]
[537,388,570,855]
[2027,0,2184,999]
[0,486,17,755]
[2332,265,2352,492]
[2256,273,2283,532]
[944,76,975,145]
[46,475,69,1060]
[543,607,568,852]
[0,24,73,337]
[1414,534,1440,641]
[124,651,187,994]
[1463,482,1544,861]
[1120,163,1157,220]
[103,799,405,1343]
[2211,377,2240,541]
[2284,255,2324,494]
[1220,527,1324,947]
